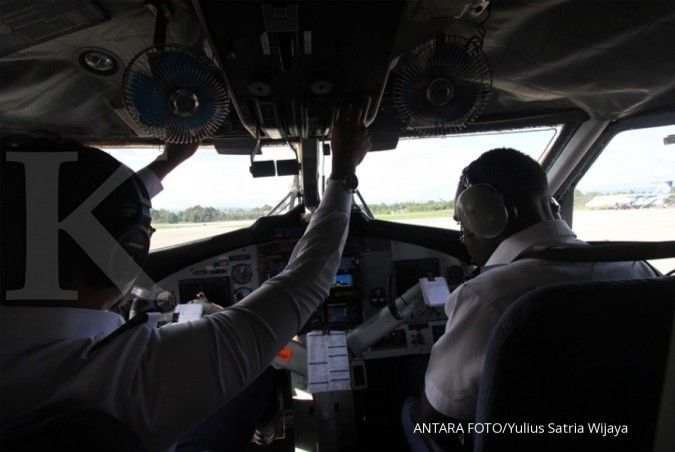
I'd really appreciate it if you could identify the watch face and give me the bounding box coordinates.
[346,173,359,191]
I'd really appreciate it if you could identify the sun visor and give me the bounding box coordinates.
[368,107,401,152]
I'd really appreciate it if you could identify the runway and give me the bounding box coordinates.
[150,208,675,274]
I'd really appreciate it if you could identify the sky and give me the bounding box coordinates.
[576,124,675,193]
[104,124,675,211]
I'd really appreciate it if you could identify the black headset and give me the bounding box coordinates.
[3,133,153,291]
[455,167,561,240]
[105,168,153,291]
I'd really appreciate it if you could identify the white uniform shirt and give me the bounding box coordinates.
[1,179,352,451]
[424,219,657,420]
[136,167,164,199]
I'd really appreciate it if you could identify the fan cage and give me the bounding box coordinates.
[122,44,231,144]
[393,35,492,136]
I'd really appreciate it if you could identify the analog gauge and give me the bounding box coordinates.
[231,263,253,285]
[369,287,387,307]
[233,287,253,302]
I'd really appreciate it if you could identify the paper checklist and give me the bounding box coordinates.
[173,303,204,323]
[419,276,451,307]
[306,331,351,393]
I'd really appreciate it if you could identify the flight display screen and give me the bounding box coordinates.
[332,256,358,288]
[326,304,349,323]
[333,273,354,288]
[338,256,357,273]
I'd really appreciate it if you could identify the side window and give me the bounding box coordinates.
[573,124,675,274]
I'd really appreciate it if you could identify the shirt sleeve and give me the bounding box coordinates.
[424,282,502,420]
[102,180,352,449]
[136,167,164,199]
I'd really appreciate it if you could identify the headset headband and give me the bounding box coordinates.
[460,166,472,190]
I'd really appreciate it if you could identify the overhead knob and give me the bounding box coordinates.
[169,89,200,117]
[426,78,454,107]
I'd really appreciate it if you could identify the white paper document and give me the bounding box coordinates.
[173,303,204,323]
[306,331,351,393]
[419,276,451,307]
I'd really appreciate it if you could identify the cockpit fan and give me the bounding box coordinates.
[393,35,492,135]
[122,45,230,143]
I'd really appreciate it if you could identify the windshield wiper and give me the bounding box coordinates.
[354,189,374,219]
[267,175,302,216]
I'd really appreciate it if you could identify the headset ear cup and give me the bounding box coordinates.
[510,205,519,221]
[97,170,152,293]
[108,227,150,291]
[456,184,509,239]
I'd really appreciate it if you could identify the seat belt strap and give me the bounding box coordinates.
[517,241,675,263]
[85,312,149,356]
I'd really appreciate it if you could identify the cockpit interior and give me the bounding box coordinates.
[1,1,675,451]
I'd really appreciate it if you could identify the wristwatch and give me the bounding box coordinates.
[330,172,359,193]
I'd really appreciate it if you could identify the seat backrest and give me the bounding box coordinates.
[1,408,145,452]
[474,277,675,452]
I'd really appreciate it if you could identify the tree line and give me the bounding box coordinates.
[368,200,454,215]
[151,200,455,223]
[152,188,673,224]
[151,205,273,223]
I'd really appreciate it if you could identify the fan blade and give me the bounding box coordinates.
[393,35,492,135]
[122,45,230,143]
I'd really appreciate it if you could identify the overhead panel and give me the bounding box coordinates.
[199,1,405,140]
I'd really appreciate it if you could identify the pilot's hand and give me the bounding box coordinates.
[402,283,423,305]
[330,104,371,179]
[147,142,200,181]
[399,283,424,318]
[164,142,199,163]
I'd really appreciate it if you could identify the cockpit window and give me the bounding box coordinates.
[572,124,675,273]
[103,145,297,250]
[104,127,558,250]
[328,126,559,228]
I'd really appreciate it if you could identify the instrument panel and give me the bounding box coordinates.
[157,236,468,358]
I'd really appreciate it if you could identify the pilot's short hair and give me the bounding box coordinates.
[1,134,143,296]
[464,147,549,201]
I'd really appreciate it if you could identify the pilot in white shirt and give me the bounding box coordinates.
[406,148,657,450]
[0,105,371,451]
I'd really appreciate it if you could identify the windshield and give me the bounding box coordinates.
[104,126,558,250]
[103,145,297,250]
[328,127,559,228]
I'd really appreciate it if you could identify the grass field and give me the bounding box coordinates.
[152,220,254,229]
[150,207,675,273]
[373,209,454,221]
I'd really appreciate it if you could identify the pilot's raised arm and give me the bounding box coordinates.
[136,142,199,198]
[108,106,370,448]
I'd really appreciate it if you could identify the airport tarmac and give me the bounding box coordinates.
[150,208,675,274]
